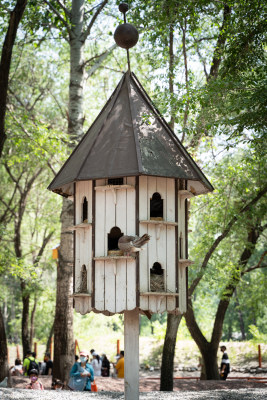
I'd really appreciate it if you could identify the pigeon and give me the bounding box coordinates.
[118,234,150,255]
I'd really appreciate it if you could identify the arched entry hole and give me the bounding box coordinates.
[108,226,123,251]
[150,262,164,292]
[79,264,87,293]
[150,192,163,219]
[82,197,88,222]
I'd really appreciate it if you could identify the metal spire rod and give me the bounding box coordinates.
[114,3,139,72]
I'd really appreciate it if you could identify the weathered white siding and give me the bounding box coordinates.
[139,176,178,314]
[74,176,190,316]
[94,177,137,313]
[74,181,92,296]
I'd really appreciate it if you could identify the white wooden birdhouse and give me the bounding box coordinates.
[48,72,213,317]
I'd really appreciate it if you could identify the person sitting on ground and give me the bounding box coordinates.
[92,352,102,377]
[44,352,53,375]
[10,358,23,376]
[52,378,64,390]
[23,350,38,376]
[220,345,230,380]
[114,350,124,378]
[25,369,44,390]
[69,350,94,391]
[101,354,110,377]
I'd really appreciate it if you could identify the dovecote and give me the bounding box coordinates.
[48,72,213,317]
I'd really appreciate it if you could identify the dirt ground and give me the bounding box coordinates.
[10,374,267,392]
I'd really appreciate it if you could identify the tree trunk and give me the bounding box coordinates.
[52,198,74,383]
[234,289,246,340]
[21,281,30,359]
[68,0,85,142]
[52,0,86,382]
[29,294,38,350]
[185,224,262,379]
[0,0,28,157]
[46,321,54,354]
[201,344,219,380]
[160,314,182,391]
[50,0,107,383]
[185,298,220,380]
[0,306,9,381]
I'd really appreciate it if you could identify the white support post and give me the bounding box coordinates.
[124,308,139,400]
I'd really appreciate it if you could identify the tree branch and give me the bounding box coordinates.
[86,43,117,78]
[210,224,262,345]
[43,0,72,37]
[82,0,108,41]
[33,230,54,265]
[55,0,71,17]
[208,4,231,80]
[189,185,267,296]
[242,250,267,275]
[0,0,28,157]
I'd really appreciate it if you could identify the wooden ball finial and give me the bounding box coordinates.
[119,3,129,14]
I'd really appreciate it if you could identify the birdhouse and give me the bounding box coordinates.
[48,72,213,317]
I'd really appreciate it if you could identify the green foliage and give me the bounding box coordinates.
[249,325,267,344]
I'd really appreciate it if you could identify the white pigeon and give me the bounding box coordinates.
[118,234,150,255]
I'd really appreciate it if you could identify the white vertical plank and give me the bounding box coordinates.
[95,261,105,310]
[166,179,175,222]
[126,187,135,235]
[158,295,167,313]
[178,265,187,313]
[116,189,127,235]
[95,191,105,257]
[85,181,92,222]
[156,224,167,311]
[178,195,185,259]
[139,176,148,303]
[105,189,116,254]
[139,176,148,220]
[166,226,176,311]
[87,228,92,293]
[75,230,81,292]
[124,309,139,400]
[140,296,149,310]
[75,182,81,224]
[104,261,116,313]
[148,296,157,313]
[147,177,157,313]
[126,259,136,310]
[116,259,127,312]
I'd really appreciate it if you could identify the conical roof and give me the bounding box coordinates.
[48,72,213,196]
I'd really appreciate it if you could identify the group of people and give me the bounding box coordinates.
[69,349,125,391]
[10,350,53,378]
[9,350,54,391]
[10,348,124,391]
[9,345,229,391]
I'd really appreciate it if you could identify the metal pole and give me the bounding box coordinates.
[124,308,139,400]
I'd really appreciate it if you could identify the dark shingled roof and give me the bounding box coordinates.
[48,71,213,196]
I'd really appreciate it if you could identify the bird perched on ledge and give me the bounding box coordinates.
[118,234,150,256]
